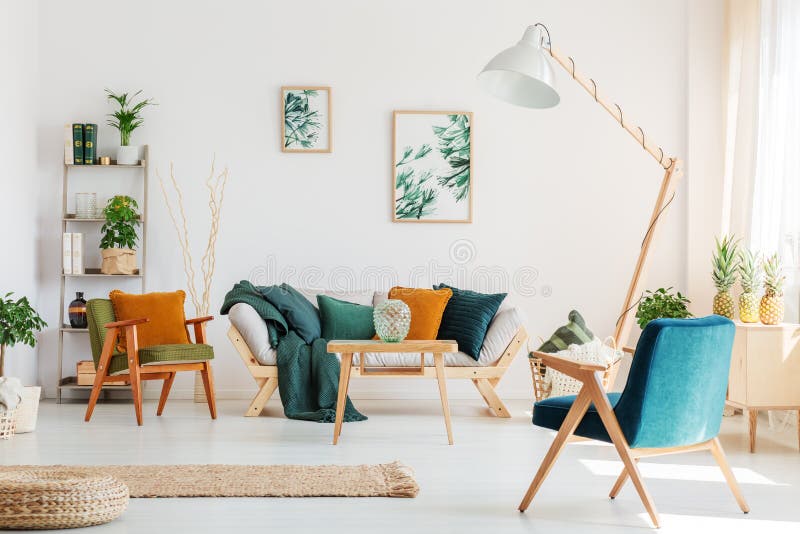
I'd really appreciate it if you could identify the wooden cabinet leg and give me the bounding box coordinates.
[748,409,758,453]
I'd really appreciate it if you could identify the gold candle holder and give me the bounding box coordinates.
[98,156,111,165]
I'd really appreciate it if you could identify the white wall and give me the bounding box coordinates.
[32,0,694,400]
[686,0,727,316]
[0,1,39,384]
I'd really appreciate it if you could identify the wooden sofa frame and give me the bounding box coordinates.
[227,325,528,418]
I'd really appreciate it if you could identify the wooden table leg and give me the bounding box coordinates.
[433,353,453,445]
[748,409,758,453]
[333,353,353,445]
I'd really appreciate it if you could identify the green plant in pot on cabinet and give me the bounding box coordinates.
[635,287,693,329]
[100,195,140,275]
[106,88,155,165]
[0,292,47,434]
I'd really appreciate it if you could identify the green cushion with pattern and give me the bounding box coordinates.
[536,310,595,353]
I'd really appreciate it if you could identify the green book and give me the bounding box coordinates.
[72,123,84,165]
[83,124,97,165]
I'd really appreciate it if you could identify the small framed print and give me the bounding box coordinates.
[281,86,332,153]
[393,110,472,223]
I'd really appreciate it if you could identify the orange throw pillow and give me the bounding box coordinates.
[109,290,190,352]
[388,286,452,340]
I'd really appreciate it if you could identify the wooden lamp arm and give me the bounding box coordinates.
[531,23,684,350]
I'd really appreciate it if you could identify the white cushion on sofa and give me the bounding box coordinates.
[229,303,278,366]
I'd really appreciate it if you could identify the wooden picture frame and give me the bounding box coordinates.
[281,86,332,153]
[392,110,473,223]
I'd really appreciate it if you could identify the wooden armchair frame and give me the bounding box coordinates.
[228,325,528,419]
[84,315,217,426]
[520,351,749,528]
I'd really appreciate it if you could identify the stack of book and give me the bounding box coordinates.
[64,123,97,165]
[62,233,84,274]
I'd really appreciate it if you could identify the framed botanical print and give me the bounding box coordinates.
[392,110,472,223]
[281,86,332,153]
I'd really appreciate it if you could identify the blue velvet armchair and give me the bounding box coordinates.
[520,316,750,528]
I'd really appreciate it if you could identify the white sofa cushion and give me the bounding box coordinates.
[228,294,526,368]
[229,303,277,366]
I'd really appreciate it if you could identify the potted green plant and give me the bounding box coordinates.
[106,89,155,165]
[635,287,693,329]
[100,195,141,275]
[0,292,47,433]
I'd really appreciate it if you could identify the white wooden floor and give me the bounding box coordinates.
[2,398,800,533]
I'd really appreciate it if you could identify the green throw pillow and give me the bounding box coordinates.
[537,310,595,353]
[260,284,321,344]
[433,283,507,360]
[317,295,376,340]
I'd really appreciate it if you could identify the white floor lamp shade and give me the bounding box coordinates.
[478,25,560,109]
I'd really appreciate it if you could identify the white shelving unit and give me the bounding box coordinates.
[56,145,149,403]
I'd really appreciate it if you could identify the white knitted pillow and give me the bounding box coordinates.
[544,337,621,398]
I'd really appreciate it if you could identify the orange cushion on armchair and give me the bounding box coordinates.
[109,290,191,351]
[388,286,452,340]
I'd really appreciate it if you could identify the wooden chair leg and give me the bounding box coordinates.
[157,372,176,416]
[609,459,638,499]
[587,375,660,528]
[245,377,278,417]
[200,362,217,419]
[85,327,118,422]
[129,364,143,426]
[709,437,750,513]
[519,387,593,512]
[472,378,511,418]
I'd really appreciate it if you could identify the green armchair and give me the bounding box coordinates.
[84,299,216,426]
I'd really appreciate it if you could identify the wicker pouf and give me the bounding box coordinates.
[0,470,128,530]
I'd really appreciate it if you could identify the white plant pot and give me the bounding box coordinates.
[116,145,140,165]
[14,386,41,434]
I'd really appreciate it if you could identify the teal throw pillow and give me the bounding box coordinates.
[260,284,321,344]
[317,295,376,340]
[537,310,594,353]
[433,283,507,360]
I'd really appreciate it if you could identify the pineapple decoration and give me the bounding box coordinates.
[759,253,785,325]
[737,248,762,323]
[711,235,740,319]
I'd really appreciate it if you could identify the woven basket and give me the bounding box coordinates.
[0,409,17,440]
[0,470,128,530]
[14,386,41,434]
[529,346,618,402]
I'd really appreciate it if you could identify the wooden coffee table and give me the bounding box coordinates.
[327,339,458,445]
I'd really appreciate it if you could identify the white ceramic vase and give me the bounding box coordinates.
[116,145,140,165]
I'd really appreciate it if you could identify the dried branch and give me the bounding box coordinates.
[158,158,230,316]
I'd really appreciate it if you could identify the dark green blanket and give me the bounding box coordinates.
[221,281,366,423]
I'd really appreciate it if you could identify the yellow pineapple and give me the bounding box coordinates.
[759,254,785,325]
[711,235,739,319]
[737,248,761,323]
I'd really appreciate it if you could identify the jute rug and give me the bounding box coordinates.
[0,462,418,498]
